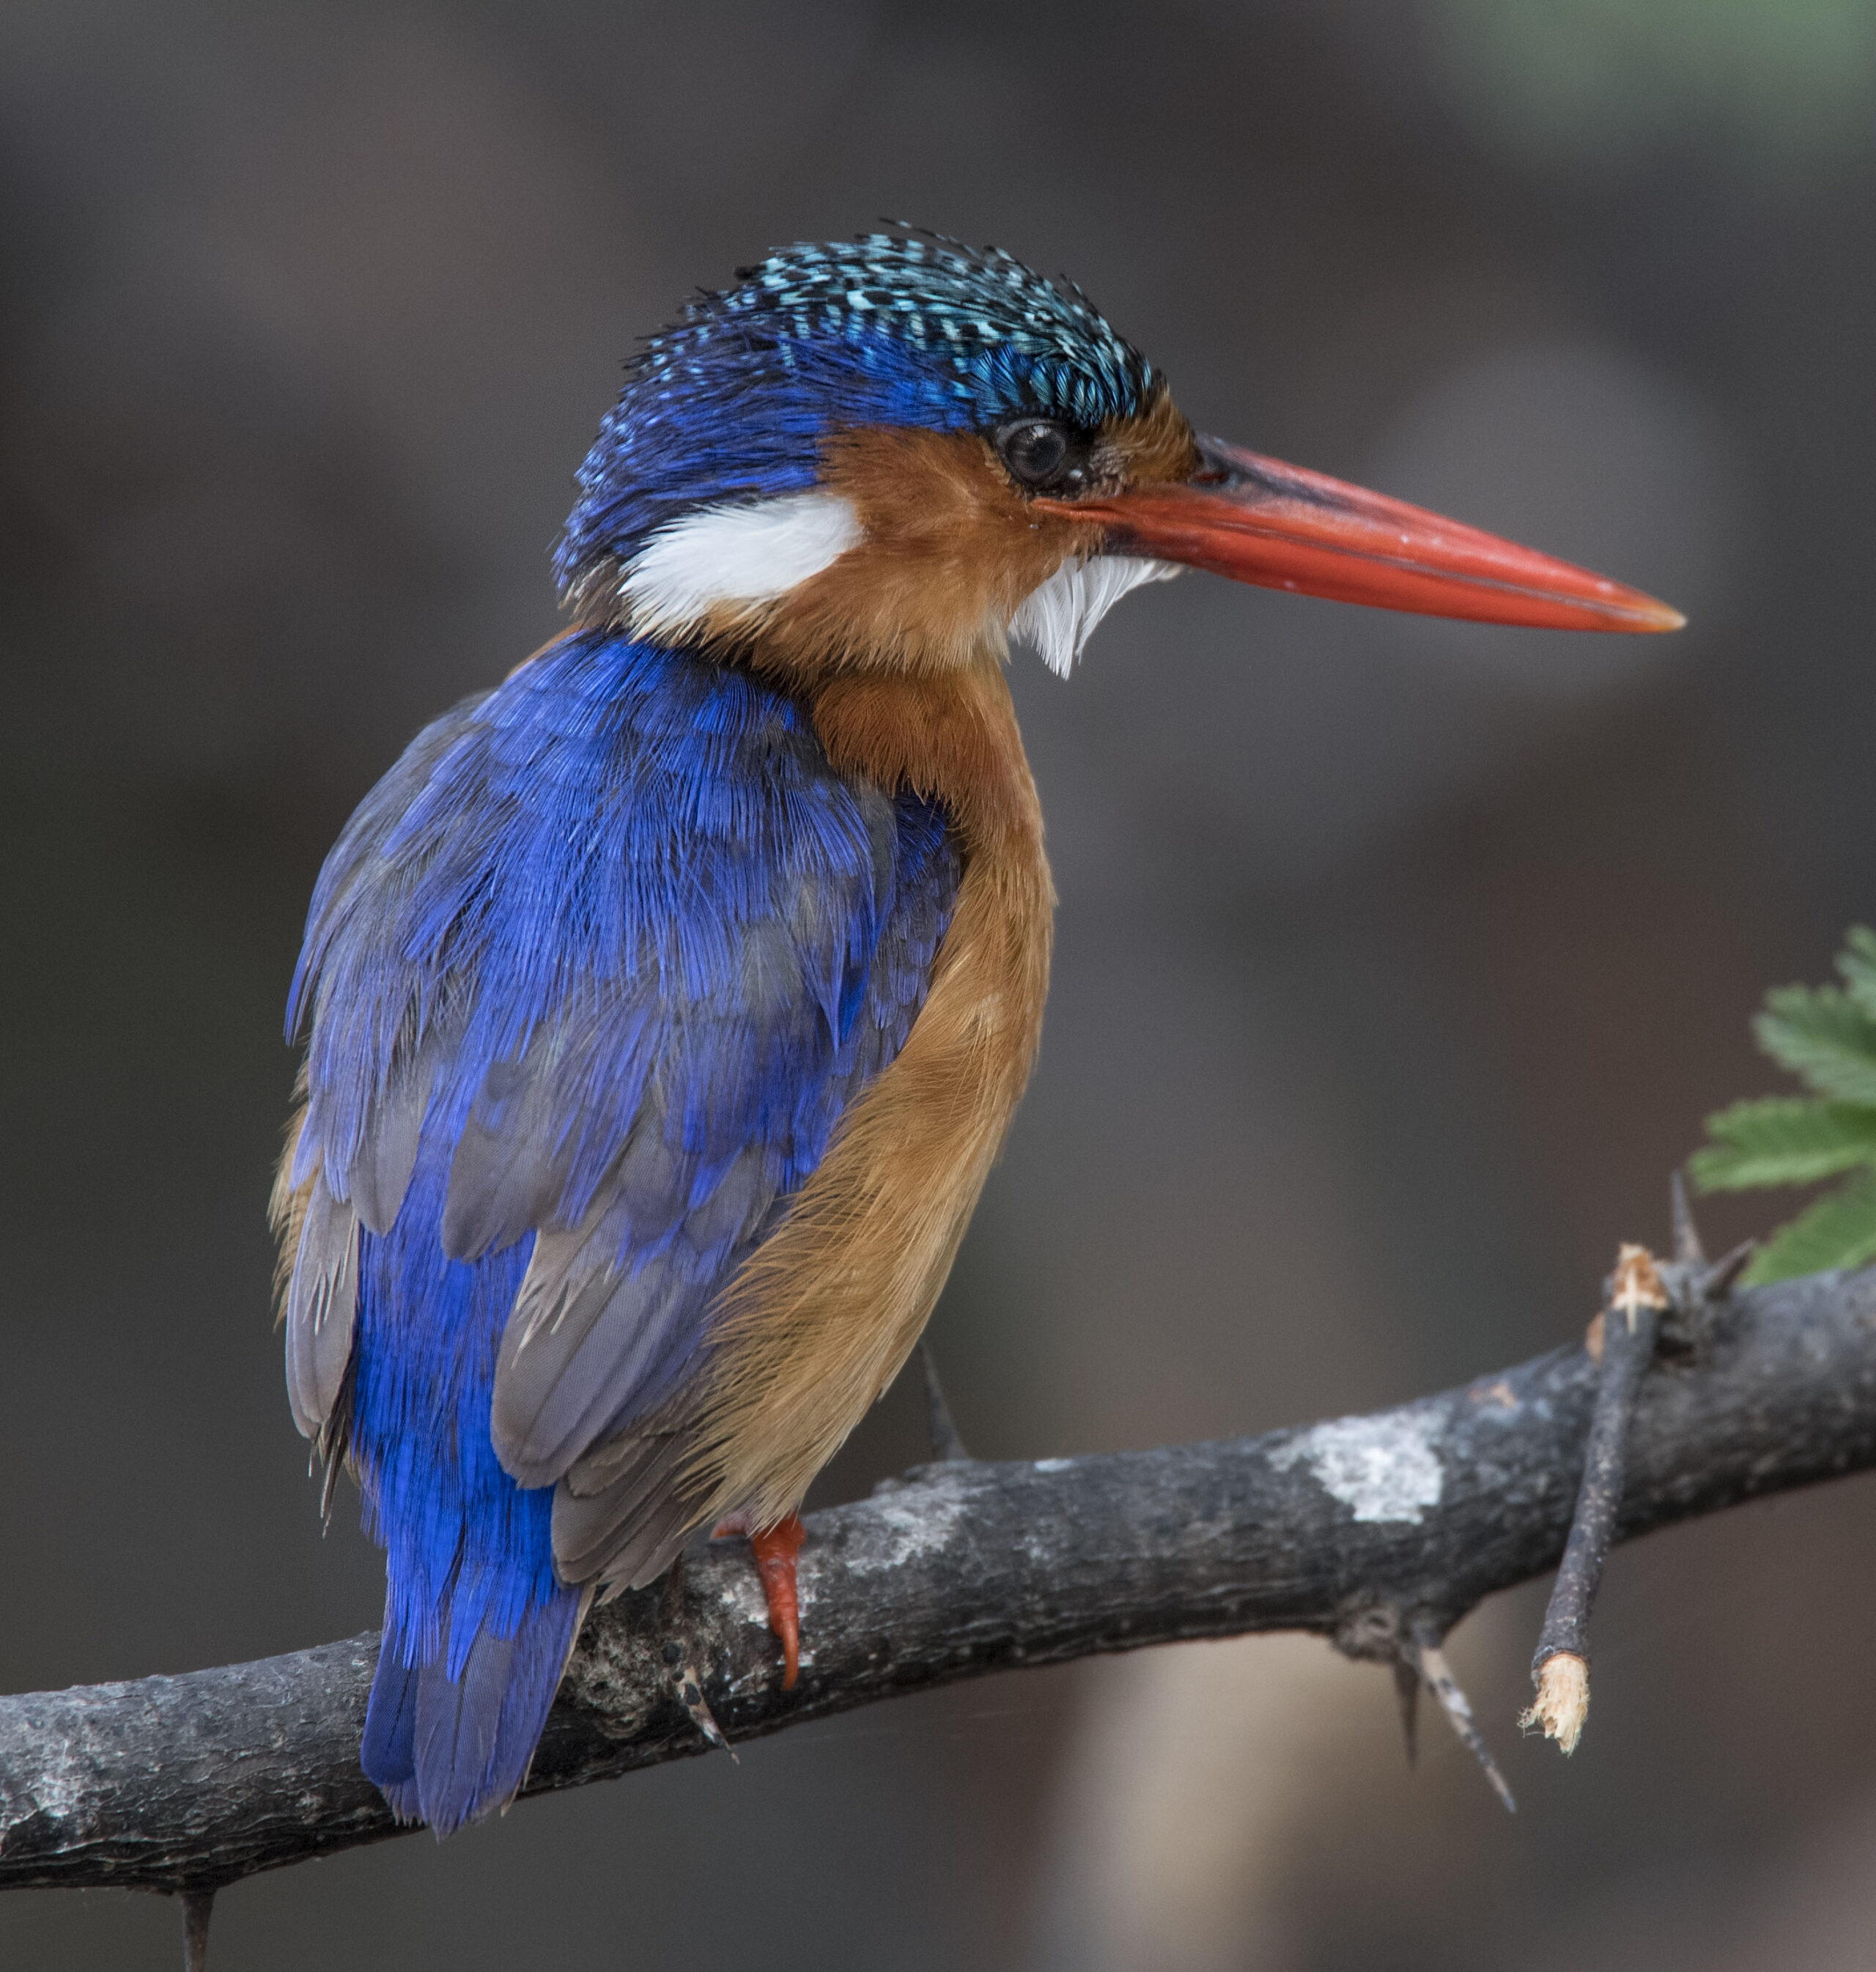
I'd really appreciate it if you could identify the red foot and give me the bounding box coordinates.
[712,1511,806,1688]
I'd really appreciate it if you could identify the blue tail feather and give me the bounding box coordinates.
[361,1640,423,1823]
[363,1585,580,1835]
[350,1149,584,1833]
[417,1587,581,1835]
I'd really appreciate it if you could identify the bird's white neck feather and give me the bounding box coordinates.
[618,490,864,640]
[1008,555,1183,677]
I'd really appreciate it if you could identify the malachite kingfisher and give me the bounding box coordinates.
[272,230,1682,1835]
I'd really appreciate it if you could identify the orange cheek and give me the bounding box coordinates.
[749,426,1093,681]
[638,392,1197,684]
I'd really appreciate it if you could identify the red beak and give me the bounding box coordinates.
[1039,434,1685,633]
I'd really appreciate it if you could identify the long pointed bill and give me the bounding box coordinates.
[1039,434,1684,632]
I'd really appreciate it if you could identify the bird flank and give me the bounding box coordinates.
[679,650,1052,1537]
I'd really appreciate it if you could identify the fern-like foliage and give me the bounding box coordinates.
[1692,928,1876,1281]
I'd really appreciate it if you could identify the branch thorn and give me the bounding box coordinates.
[919,1338,970,1463]
[180,1889,214,1971]
[1700,1238,1757,1303]
[1392,1655,1419,1770]
[1670,1169,1707,1268]
[1407,1628,1515,1813]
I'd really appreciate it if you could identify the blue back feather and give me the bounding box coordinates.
[288,629,958,1828]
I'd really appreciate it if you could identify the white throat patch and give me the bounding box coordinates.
[618,490,863,640]
[1009,555,1183,677]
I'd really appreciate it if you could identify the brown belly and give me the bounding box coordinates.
[679,649,1054,1530]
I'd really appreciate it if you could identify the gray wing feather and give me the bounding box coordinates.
[553,1425,698,1592]
[490,1140,770,1488]
[492,1237,690,1490]
[347,1046,436,1234]
[443,1049,583,1261]
[284,1177,360,1439]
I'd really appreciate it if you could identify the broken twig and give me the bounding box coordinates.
[1521,1243,1667,1754]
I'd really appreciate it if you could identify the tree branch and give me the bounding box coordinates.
[5,1264,1876,1897]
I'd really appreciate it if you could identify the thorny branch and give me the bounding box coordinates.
[5,1256,1876,1916]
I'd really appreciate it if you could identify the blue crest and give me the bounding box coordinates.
[555,230,1156,594]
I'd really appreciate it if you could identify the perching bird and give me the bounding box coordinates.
[273,230,1680,1835]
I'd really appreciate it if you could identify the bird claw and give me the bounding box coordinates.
[661,1639,736,1760]
[712,1510,807,1688]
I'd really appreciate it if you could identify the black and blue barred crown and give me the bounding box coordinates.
[556,231,1157,595]
[707,232,1152,430]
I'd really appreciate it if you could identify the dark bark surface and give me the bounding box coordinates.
[4,1266,1876,1897]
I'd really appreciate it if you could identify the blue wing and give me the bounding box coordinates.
[281,629,956,1828]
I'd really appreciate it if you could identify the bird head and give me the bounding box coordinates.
[556,232,1681,682]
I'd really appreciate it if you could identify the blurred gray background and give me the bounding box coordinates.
[3,1,1875,1965]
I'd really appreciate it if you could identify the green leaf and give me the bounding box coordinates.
[1692,930,1876,1283]
[1691,1096,1876,1190]
[1743,1169,1876,1283]
[1836,925,1876,1019]
[1754,984,1876,1104]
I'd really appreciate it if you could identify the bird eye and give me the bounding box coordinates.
[996,420,1083,493]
